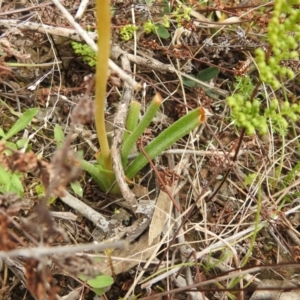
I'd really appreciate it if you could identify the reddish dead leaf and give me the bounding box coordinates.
[0,214,17,251]
[25,258,58,300]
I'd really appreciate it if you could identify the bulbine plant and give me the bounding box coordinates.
[81,92,206,194]
[80,0,206,194]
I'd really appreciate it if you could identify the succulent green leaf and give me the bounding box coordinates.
[80,159,111,191]
[122,94,162,167]
[123,101,141,143]
[125,107,205,179]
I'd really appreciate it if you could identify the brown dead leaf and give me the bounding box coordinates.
[190,8,243,28]
[148,189,172,246]
[25,258,58,300]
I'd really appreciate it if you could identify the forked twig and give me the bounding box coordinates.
[111,54,138,212]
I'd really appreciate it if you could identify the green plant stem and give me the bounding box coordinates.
[125,107,206,179]
[6,62,61,67]
[95,0,111,172]
[272,134,285,191]
[121,94,162,166]
[241,177,262,267]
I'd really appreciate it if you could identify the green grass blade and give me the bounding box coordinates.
[125,107,206,179]
[2,108,39,141]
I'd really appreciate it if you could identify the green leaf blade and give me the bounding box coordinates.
[10,173,24,196]
[196,67,219,83]
[87,275,114,289]
[2,108,39,141]
[182,75,196,87]
[121,93,162,167]
[80,159,111,192]
[54,124,64,148]
[123,101,141,143]
[79,274,113,295]
[156,24,170,39]
[125,107,205,179]
[70,181,83,197]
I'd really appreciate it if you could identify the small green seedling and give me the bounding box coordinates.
[0,105,39,196]
[120,25,138,41]
[79,274,114,296]
[71,41,97,67]
[0,164,24,196]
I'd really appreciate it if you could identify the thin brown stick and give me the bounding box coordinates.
[139,142,182,212]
